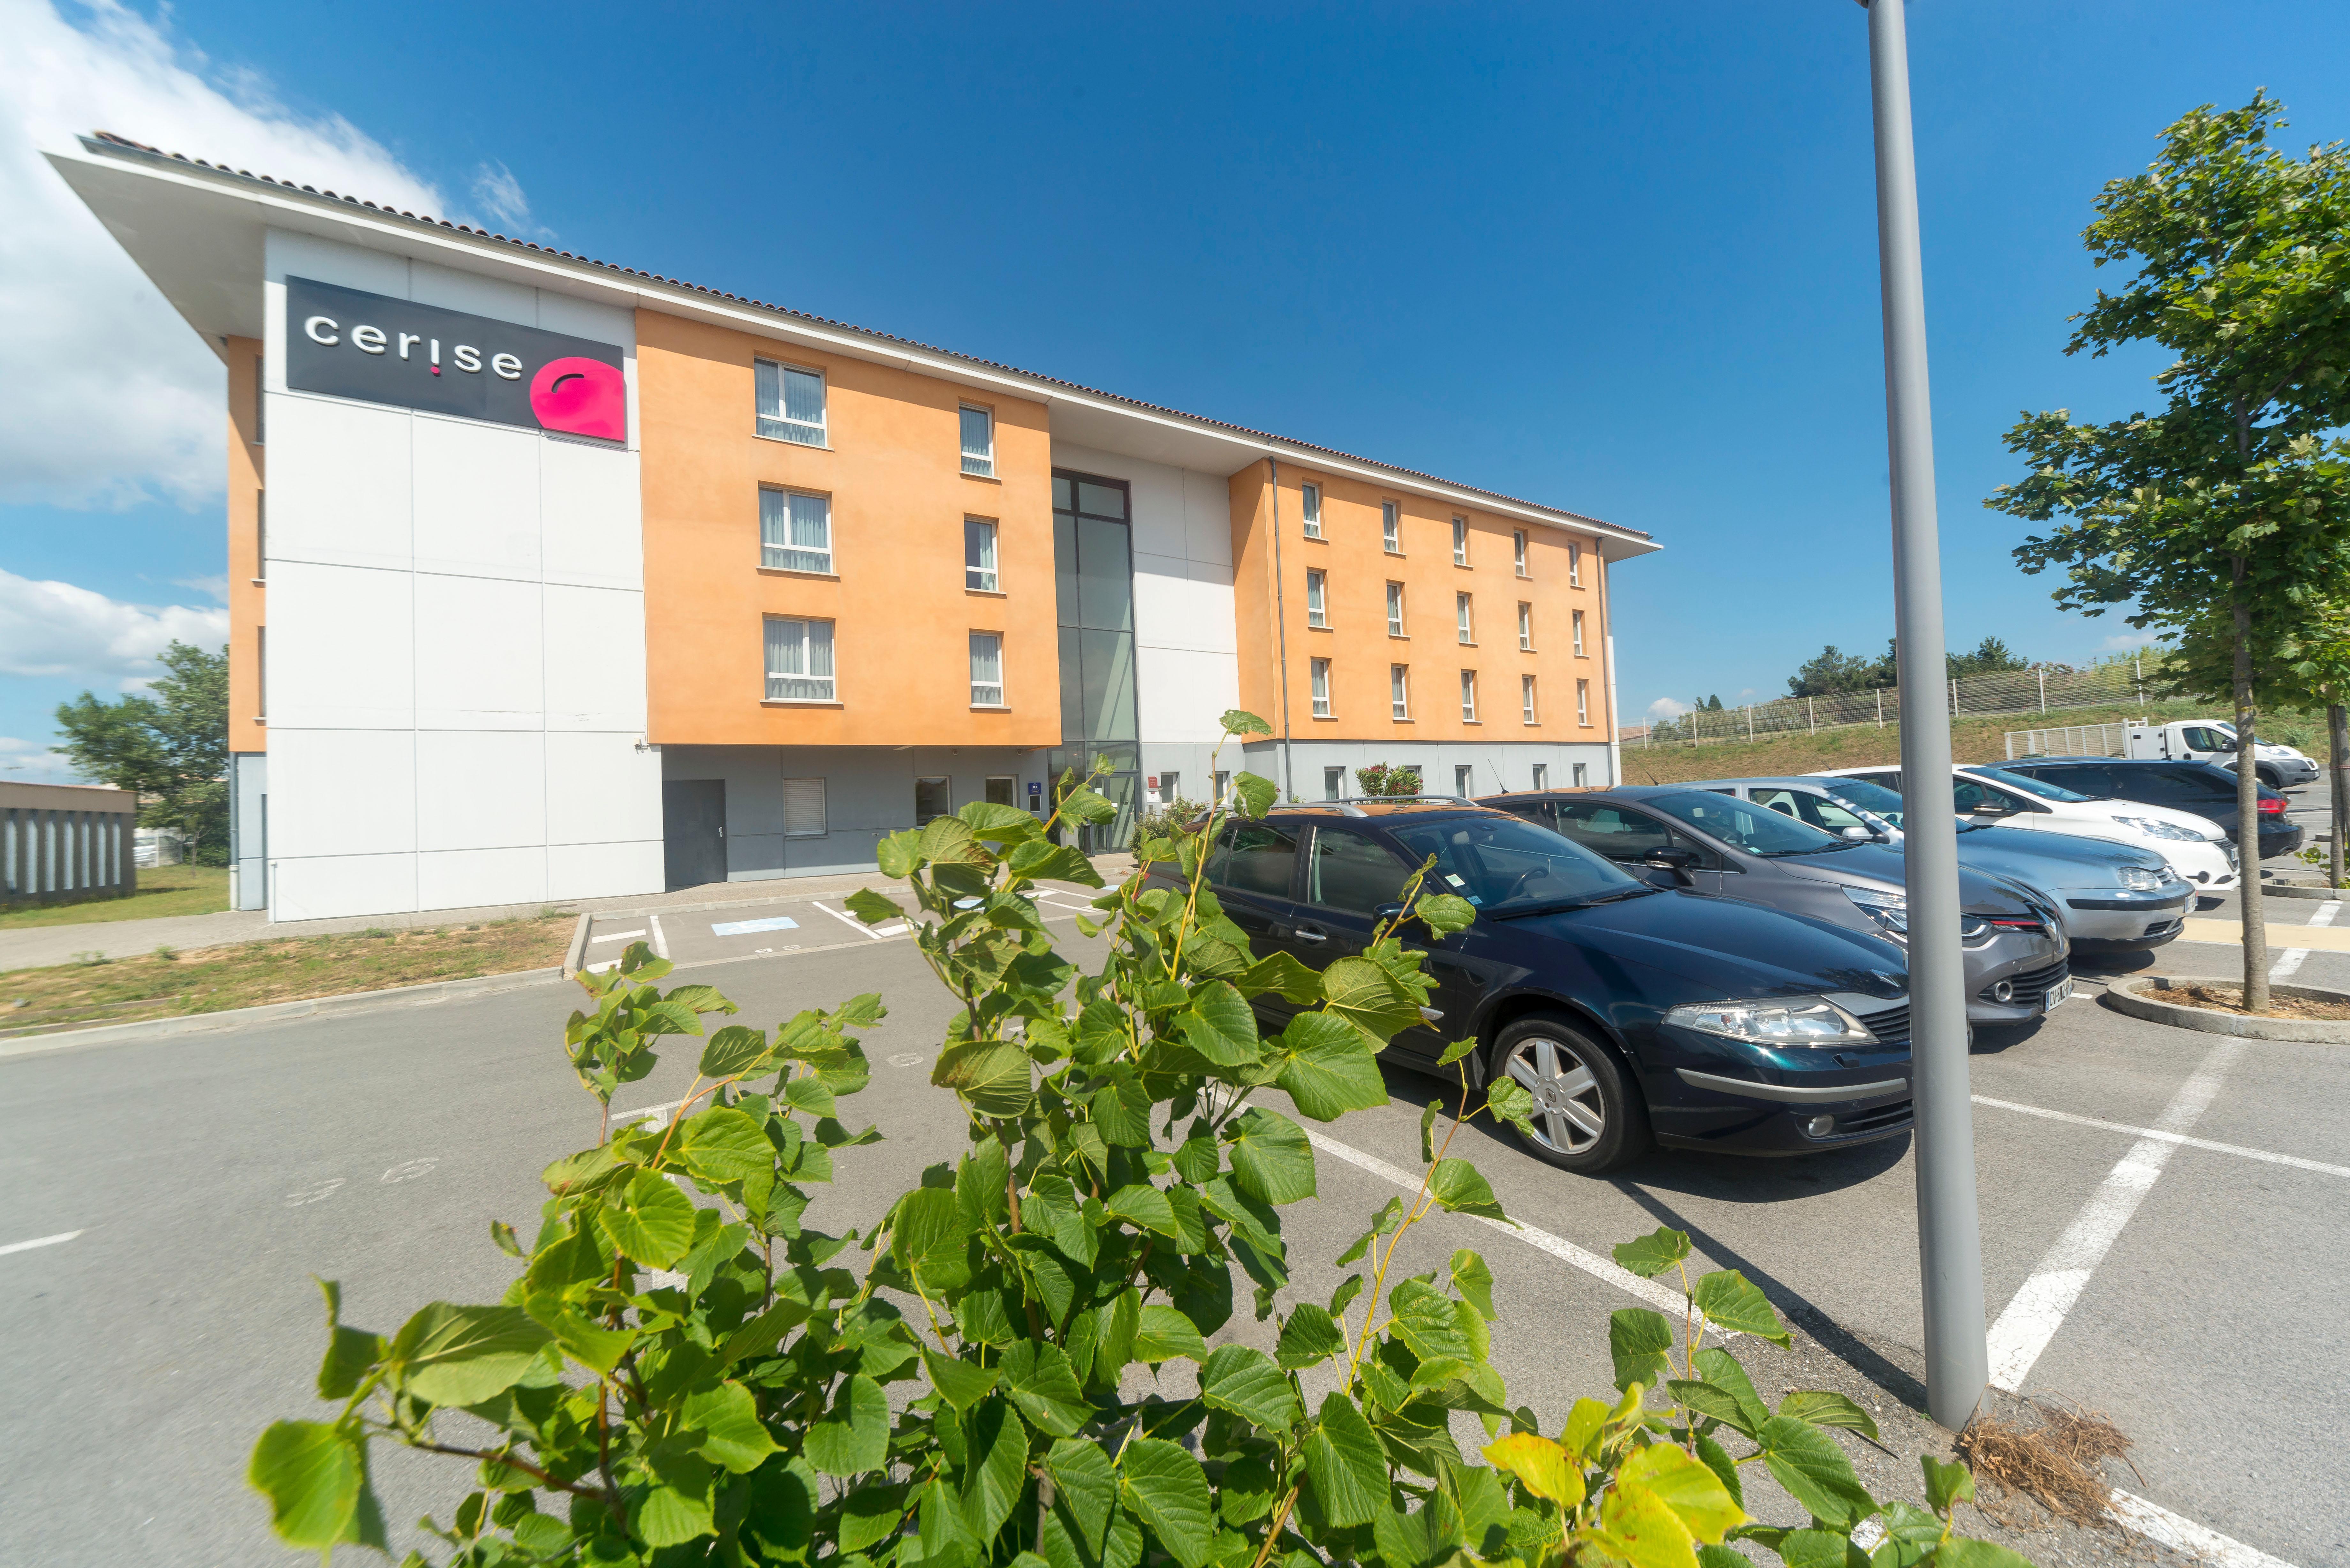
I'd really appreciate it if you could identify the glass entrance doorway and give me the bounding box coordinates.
[1052,470,1140,851]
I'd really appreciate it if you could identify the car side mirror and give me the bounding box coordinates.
[1644,847,1698,869]
[1971,801,2006,814]
[1840,826,1871,841]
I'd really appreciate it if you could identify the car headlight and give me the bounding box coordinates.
[2117,866,2165,892]
[2113,815,2202,842]
[1846,884,1994,945]
[1664,996,1879,1047]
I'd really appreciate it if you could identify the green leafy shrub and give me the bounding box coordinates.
[253,711,2029,1567]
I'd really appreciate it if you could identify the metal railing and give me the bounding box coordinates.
[2004,722,2129,761]
[1619,659,2157,749]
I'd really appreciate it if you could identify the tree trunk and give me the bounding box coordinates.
[2331,701,2348,891]
[2231,579,2269,1010]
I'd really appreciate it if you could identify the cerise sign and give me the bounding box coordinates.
[284,276,627,442]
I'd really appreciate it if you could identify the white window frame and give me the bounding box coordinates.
[984,775,1018,807]
[1456,592,1473,645]
[1452,516,1469,566]
[1323,765,1344,800]
[1522,674,1538,725]
[761,488,834,574]
[966,517,999,592]
[960,404,995,477]
[783,777,828,838]
[970,631,1006,708]
[1386,581,1405,636]
[1531,762,1549,790]
[1577,679,1591,726]
[1513,530,1528,576]
[1301,483,1323,539]
[1305,569,1327,628]
[1382,501,1401,554]
[1572,762,1589,786]
[765,616,837,703]
[1455,764,1474,797]
[915,776,953,826]
[755,358,827,447]
[1518,602,1533,651]
[1460,669,1478,722]
[1572,608,1585,656]
[1310,657,1332,719]
[1391,663,1410,720]
[1568,542,1583,586]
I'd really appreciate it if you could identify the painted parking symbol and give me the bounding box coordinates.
[283,1178,345,1208]
[380,1158,438,1185]
[888,1052,925,1068]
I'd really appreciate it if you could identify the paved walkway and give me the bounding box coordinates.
[0,853,1137,974]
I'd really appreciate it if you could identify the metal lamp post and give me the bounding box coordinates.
[1862,0,1990,1430]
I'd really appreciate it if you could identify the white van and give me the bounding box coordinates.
[2126,719,2320,787]
[1811,763,2240,890]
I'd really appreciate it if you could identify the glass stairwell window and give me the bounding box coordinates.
[755,359,826,446]
[761,490,832,573]
[966,518,999,592]
[765,616,836,701]
[970,632,1004,706]
[960,405,995,476]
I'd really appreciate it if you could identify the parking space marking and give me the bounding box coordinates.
[591,928,648,944]
[1973,1095,2350,1181]
[712,915,801,937]
[1985,1037,2247,1393]
[2268,899,2340,983]
[2180,915,2350,952]
[649,917,671,960]
[2107,1489,2298,1568]
[810,901,891,940]
[0,1229,85,1257]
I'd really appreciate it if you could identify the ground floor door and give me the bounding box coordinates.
[663,780,727,891]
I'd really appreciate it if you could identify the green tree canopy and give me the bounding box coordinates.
[54,639,230,864]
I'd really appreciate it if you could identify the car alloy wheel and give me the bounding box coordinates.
[1503,1033,1608,1154]
[1489,1014,1649,1174]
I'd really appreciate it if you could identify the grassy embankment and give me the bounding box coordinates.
[0,863,229,931]
[0,915,575,1038]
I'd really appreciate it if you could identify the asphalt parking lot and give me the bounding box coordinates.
[4,810,2346,1566]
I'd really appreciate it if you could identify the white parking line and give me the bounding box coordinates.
[2268,899,2340,983]
[1985,1037,2246,1393]
[1973,1094,2350,1181]
[810,901,887,939]
[649,916,671,961]
[0,1229,85,1257]
[590,928,648,944]
[2107,1489,2298,1568]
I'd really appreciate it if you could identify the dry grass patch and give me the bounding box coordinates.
[0,915,573,1037]
[2168,982,2350,1021]
[1958,1399,2138,1527]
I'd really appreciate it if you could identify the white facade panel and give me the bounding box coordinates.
[413,574,545,729]
[547,732,663,845]
[1182,467,1236,568]
[549,840,663,902]
[1133,646,1243,745]
[544,584,648,731]
[272,853,418,923]
[534,290,635,347]
[408,258,539,328]
[267,729,417,859]
[265,561,415,730]
[411,416,542,580]
[416,730,546,851]
[541,441,644,589]
[262,396,415,570]
[417,846,547,911]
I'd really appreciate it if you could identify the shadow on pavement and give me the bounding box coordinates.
[1968,1020,2043,1054]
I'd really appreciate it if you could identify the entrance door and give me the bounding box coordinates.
[663,780,727,891]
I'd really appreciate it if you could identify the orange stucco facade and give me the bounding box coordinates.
[225,334,266,748]
[1228,461,1613,748]
[634,310,1060,750]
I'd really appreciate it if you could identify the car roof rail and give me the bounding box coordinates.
[1281,801,1371,818]
[1334,794,1479,808]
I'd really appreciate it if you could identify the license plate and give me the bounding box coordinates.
[2043,976,2074,1012]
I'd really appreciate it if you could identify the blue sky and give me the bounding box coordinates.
[7,0,2348,769]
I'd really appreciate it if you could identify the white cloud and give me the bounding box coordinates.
[470,159,537,233]
[0,734,82,783]
[0,0,452,509]
[1646,696,1691,722]
[2098,629,2162,652]
[0,566,226,680]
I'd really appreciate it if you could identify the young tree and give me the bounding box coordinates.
[53,640,231,864]
[1991,93,2350,1008]
[1946,636,2027,680]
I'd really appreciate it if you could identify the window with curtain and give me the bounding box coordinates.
[1391,664,1409,719]
[1568,542,1582,585]
[1455,765,1473,796]
[1460,669,1478,721]
[761,489,832,573]
[783,778,827,837]
[1572,609,1585,655]
[1518,602,1533,651]
[970,632,1004,706]
[1310,658,1332,718]
[1306,569,1327,628]
[966,518,999,592]
[1523,675,1538,724]
[1532,763,1549,790]
[1386,582,1405,636]
[1452,517,1469,565]
[1514,530,1528,575]
[755,359,827,446]
[1301,483,1322,538]
[960,405,995,477]
[1324,766,1344,800]
[1572,763,1588,786]
[1577,679,1590,725]
[765,617,836,701]
[1456,593,1473,644]
[1382,501,1400,553]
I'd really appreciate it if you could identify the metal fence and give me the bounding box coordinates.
[1618,658,2155,749]
[2003,722,2130,761]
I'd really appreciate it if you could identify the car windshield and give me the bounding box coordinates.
[1820,777,1906,828]
[1641,790,1854,857]
[1384,814,1639,915]
[1968,766,2091,803]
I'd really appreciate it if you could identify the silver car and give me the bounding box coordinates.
[1486,786,2072,1027]
[1680,774,2191,955]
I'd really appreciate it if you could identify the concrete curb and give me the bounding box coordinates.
[2263,882,2347,902]
[2102,975,2350,1043]
[0,966,568,1061]
[562,913,591,978]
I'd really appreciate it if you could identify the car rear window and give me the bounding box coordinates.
[1642,790,1851,857]
[1206,821,1299,898]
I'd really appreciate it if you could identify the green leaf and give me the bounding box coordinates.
[1617,1443,1745,1542]
[846,886,908,925]
[933,1038,1033,1118]
[1768,1529,1862,1568]
[1756,1416,1875,1528]
[1179,981,1262,1067]
[528,1293,637,1376]
[1134,1304,1208,1363]
[1613,1226,1693,1279]
[1237,949,1323,1005]
[677,1105,775,1183]
[1387,1278,1472,1365]
[876,828,922,878]
[1009,840,1104,886]
[1220,709,1272,737]
[1374,1498,1467,1568]
[634,1483,716,1548]
[389,1303,552,1408]
[1435,1037,1478,1067]
[1597,1481,1698,1568]
[1063,787,1118,825]
[922,1344,1002,1412]
[1667,1379,1753,1434]
[1273,1012,1388,1121]
[784,1073,839,1118]
[1481,1432,1581,1506]
[959,799,1041,838]
[1103,1183,1177,1237]
[1776,1391,1881,1442]
[1414,893,1477,937]
[1119,1439,1214,1568]
[843,1482,911,1554]
[1276,1303,1346,1368]
[1320,955,1424,1045]
[1934,1540,2037,1568]
[1692,1347,1769,1434]
[1693,1270,1791,1346]
[1450,1249,1498,1322]
[806,1373,891,1477]
[1173,1133,1220,1184]
[1047,1437,1118,1557]
[1001,1339,1090,1437]
[1485,1075,1538,1138]
[962,1396,1032,1542]
[1420,1098,1440,1161]
[684,1381,779,1473]
[699,1024,771,1077]
[892,1186,975,1293]
[1608,1308,1677,1394]
[1232,772,1278,819]
[1300,1391,1390,1527]
[1198,1345,1304,1432]
[1225,1107,1316,1204]
[248,1420,373,1549]
[1920,1453,1975,1515]
[1694,1432,1742,1512]
[1426,1158,1505,1220]
[599,1169,700,1268]
[312,1279,383,1400]
[1093,1077,1155,1148]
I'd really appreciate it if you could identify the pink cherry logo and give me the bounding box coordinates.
[528,357,626,441]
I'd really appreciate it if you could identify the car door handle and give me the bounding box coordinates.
[1294,925,1329,944]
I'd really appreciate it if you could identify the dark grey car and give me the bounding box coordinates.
[1483,787,2072,1026]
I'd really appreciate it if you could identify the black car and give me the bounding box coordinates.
[1148,801,1918,1174]
[2000,758,2304,860]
